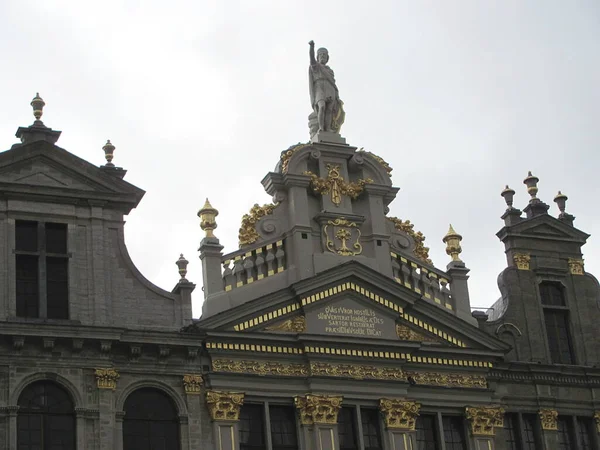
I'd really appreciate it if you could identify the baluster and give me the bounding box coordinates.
[232,256,245,288]
[275,240,285,273]
[429,274,442,306]
[243,251,255,283]
[391,256,401,283]
[265,244,276,276]
[440,278,452,309]
[421,268,432,300]
[255,248,266,280]
[400,259,412,289]
[222,259,233,291]
[410,263,421,294]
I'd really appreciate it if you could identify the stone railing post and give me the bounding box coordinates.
[294,394,343,450]
[465,405,505,450]
[205,390,245,450]
[379,399,420,450]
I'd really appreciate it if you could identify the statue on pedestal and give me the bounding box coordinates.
[308,41,345,140]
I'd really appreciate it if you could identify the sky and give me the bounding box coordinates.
[1,0,599,318]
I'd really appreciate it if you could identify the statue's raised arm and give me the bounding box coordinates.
[307,40,345,141]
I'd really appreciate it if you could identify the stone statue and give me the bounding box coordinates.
[308,40,345,140]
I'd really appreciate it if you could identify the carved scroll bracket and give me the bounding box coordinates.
[294,394,343,425]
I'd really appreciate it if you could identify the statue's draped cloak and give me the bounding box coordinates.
[309,63,345,132]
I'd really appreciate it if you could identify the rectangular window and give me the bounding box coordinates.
[522,414,540,450]
[557,417,574,450]
[338,407,358,450]
[576,417,594,450]
[415,414,438,450]
[360,408,382,450]
[240,404,266,450]
[544,309,574,364]
[15,220,69,319]
[442,416,467,450]
[503,413,520,450]
[269,405,298,450]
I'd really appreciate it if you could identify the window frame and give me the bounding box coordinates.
[538,281,576,365]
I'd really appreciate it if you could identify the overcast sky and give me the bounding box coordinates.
[1,0,599,317]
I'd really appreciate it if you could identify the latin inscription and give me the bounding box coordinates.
[317,306,384,337]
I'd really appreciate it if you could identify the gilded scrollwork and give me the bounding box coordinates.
[182,374,203,395]
[94,368,119,390]
[465,406,505,436]
[294,394,343,425]
[323,218,362,256]
[212,359,309,377]
[379,399,421,430]
[513,253,531,271]
[568,258,584,275]
[396,324,437,343]
[280,143,310,174]
[304,164,372,207]
[405,371,487,389]
[265,315,306,333]
[310,362,406,381]
[205,390,245,422]
[388,217,432,264]
[539,409,558,430]
[238,203,279,247]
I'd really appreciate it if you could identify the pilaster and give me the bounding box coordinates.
[379,398,420,450]
[538,408,558,449]
[294,394,343,450]
[465,405,504,450]
[205,390,245,450]
[94,368,119,450]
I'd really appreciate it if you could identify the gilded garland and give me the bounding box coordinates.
[304,164,372,207]
[238,203,279,247]
[388,217,432,264]
[310,362,406,381]
[406,371,487,389]
[212,359,309,377]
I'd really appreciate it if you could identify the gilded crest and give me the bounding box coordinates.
[323,218,362,256]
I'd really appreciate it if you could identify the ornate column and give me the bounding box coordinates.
[95,368,119,450]
[538,409,559,449]
[294,394,343,450]
[205,390,245,450]
[379,399,420,450]
[465,405,505,450]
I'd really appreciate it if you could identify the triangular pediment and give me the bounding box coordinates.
[0,140,144,210]
[499,214,589,243]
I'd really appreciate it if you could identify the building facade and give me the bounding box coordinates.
[0,94,599,450]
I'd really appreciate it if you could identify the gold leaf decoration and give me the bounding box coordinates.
[205,391,245,421]
[94,368,119,390]
[396,324,438,343]
[388,217,432,264]
[182,374,203,395]
[264,315,306,333]
[310,362,406,381]
[405,371,487,389]
[539,409,558,430]
[280,143,310,174]
[379,399,421,430]
[465,406,505,436]
[238,203,279,247]
[212,359,309,377]
[294,394,343,425]
[304,164,372,207]
[357,148,393,174]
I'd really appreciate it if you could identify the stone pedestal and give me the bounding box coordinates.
[446,261,477,325]
[311,130,347,145]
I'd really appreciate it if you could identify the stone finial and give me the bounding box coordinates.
[554,191,568,214]
[294,394,343,425]
[205,391,244,421]
[102,140,115,166]
[501,185,516,210]
[465,406,505,436]
[176,254,189,281]
[198,198,219,238]
[443,224,462,262]
[523,171,539,201]
[31,93,45,123]
[379,399,421,430]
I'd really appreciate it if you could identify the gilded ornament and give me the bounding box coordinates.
[465,406,505,436]
[379,399,420,430]
[280,143,310,174]
[198,198,219,238]
[310,362,406,381]
[238,203,279,247]
[405,371,487,389]
[182,374,203,395]
[568,258,584,275]
[539,409,558,431]
[212,359,309,377]
[94,368,119,390]
[304,164,372,207]
[513,253,531,271]
[388,217,432,264]
[265,315,306,333]
[443,224,463,262]
[396,324,437,343]
[594,411,600,433]
[357,148,393,174]
[323,217,362,256]
[294,394,343,425]
[205,390,245,422]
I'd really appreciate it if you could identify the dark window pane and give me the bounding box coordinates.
[503,413,519,450]
[338,407,358,450]
[16,255,39,318]
[416,414,438,450]
[240,404,266,450]
[577,417,594,450]
[557,417,574,450]
[361,408,382,450]
[540,282,566,306]
[522,414,539,450]
[16,220,38,252]
[47,257,69,319]
[46,223,68,254]
[442,416,466,450]
[17,381,75,450]
[123,388,179,450]
[544,309,574,364]
[269,405,298,450]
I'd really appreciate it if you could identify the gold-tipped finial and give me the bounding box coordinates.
[198,198,219,238]
[523,171,539,200]
[175,254,189,281]
[102,140,115,166]
[31,93,45,122]
[554,191,568,214]
[443,224,463,262]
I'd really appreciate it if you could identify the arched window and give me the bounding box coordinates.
[123,388,180,450]
[17,380,75,450]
